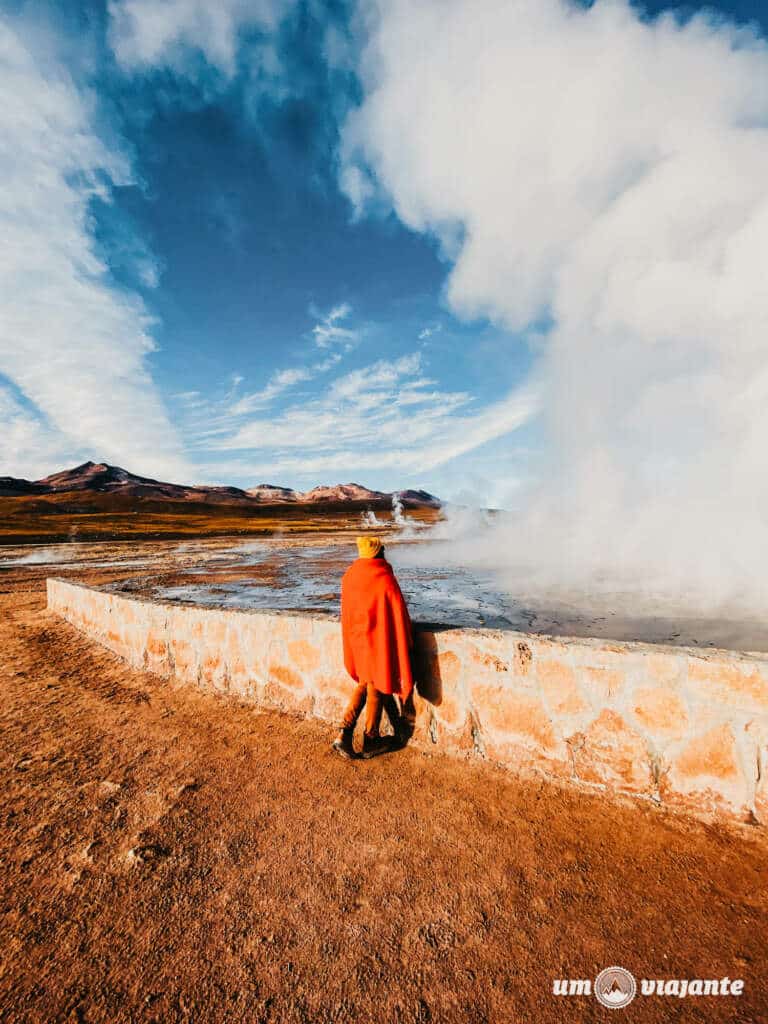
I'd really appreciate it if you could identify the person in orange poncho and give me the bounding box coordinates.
[332,536,414,760]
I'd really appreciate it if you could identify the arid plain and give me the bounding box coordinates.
[1,506,767,1024]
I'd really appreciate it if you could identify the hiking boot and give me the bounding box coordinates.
[332,728,356,760]
[392,719,413,748]
[361,734,395,759]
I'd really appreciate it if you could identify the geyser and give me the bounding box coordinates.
[343,0,768,613]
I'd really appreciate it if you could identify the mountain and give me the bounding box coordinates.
[0,462,441,509]
[37,462,142,493]
[14,462,253,505]
[395,489,443,510]
[0,475,39,497]
[246,484,299,502]
[298,483,389,504]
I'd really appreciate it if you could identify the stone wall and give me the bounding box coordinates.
[47,578,768,824]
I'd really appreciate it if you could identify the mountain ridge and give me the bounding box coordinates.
[0,462,441,509]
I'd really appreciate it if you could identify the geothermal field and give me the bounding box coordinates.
[6,513,768,652]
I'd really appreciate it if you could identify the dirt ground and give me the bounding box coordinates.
[0,498,440,545]
[1,566,766,1024]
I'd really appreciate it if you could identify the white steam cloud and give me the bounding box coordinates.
[343,0,768,611]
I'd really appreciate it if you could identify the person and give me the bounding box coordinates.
[332,536,414,759]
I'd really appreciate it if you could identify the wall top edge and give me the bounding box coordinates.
[46,577,768,666]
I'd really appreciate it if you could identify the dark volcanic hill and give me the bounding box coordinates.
[0,476,39,497]
[395,489,443,510]
[0,462,441,509]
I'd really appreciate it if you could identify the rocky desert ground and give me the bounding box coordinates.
[1,534,767,1024]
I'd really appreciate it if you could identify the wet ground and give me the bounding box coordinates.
[5,529,768,652]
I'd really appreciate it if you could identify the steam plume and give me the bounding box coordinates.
[343,0,768,611]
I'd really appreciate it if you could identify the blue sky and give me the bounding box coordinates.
[1,0,767,504]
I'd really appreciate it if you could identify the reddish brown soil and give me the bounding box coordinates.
[1,568,766,1024]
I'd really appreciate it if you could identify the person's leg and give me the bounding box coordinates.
[341,682,367,731]
[382,694,400,734]
[362,685,396,758]
[399,689,416,741]
[332,682,367,759]
[384,692,414,747]
[363,683,384,739]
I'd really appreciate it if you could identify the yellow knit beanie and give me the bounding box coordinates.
[356,536,383,559]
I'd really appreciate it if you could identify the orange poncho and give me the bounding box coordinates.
[341,557,414,696]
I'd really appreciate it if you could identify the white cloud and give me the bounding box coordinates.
[172,390,207,409]
[188,302,367,436]
[207,305,362,427]
[103,4,538,493]
[229,366,314,416]
[207,350,536,478]
[311,301,360,349]
[194,385,535,484]
[418,323,441,341]
[327,352,421,399]
[0,15,188,481]
[342,0,768,605]
[222,350,344,420]
[108,0,289,76]
[0,385,76,480]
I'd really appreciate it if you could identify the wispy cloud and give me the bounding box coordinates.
[229,366,314,416]
[204,350,537,479]
[193,303,360,428]
[193,383,537,485]
[418,323,442,341]
[226,351,345,418]
[0,14,188,480]
[311,302,360,350]
[0,384,76,481]
[108,0,290,77]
